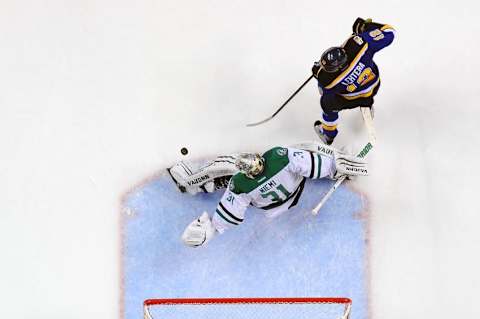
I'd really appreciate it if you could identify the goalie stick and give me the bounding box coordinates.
[360,106,376,145]
[312,107,376,215]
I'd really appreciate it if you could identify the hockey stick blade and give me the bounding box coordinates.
[246,75,314,127]
[166,167,187,193]
[246,115,275,127]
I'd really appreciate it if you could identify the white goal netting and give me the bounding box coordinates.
[144,297,352,319]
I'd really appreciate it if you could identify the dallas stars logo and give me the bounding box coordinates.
[276,148,287,156]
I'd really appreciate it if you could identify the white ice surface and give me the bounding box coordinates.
[1,1,480,318]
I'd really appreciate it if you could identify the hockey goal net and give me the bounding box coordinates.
[143,297,352,319]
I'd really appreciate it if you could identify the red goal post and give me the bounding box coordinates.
[143,297,352,319]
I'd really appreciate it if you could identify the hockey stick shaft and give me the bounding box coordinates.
[246,75,314,127]
[311,141,373,215]
[311,176,346,215]
[360,107,376,146]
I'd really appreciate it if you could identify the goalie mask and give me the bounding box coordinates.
[235,153,265,179]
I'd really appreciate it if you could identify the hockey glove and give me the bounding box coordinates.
[181,212,217,247]
[352,17,373,34]
[312,61,322,79]
[332,150,368,180]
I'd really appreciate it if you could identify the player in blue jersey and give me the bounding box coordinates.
[312,18,395,145]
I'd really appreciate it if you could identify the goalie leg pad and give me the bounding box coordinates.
[168,156,238,195]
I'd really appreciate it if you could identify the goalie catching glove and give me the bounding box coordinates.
[181,212,217,247]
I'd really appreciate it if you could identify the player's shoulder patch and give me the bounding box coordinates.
[263,146,289,161]
[353,35,364,45]
[228,180,235,192]
[276,147,287,156]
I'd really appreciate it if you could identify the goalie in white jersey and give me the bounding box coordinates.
[181,144,368,247]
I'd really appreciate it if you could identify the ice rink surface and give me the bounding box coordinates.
[123,176,368,319]
[1,0,480,318]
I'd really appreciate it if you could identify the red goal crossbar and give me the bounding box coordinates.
[144,297,352,305]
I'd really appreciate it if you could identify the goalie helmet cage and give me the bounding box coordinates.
[143,297,352,319]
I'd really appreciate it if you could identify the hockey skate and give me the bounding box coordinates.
[314,120,335,145]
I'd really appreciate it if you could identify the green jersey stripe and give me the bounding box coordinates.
[316,154,322,178]
[219,202,243,222]
[215,208,239,225]
[308,151,315,178]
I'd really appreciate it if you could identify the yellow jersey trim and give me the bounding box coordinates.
[325,43,369,89]
[380,24,395,32]
[322,124,338,131]
[341,79,380,100]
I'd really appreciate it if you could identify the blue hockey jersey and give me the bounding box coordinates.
[314,23,395,100]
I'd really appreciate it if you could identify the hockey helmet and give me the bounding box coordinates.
[235,153,265,179]
[320,47,348,73]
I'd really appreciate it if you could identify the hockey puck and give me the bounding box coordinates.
[180,147,188,155]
